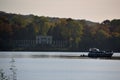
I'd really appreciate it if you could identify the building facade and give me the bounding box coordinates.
[36,36,52,45]
[14,35,68,49]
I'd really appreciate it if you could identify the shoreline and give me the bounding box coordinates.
[0,53,120,60]
[30,54,120,60]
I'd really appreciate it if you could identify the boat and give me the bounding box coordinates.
[88,48,113,58]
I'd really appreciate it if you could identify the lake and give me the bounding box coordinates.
[0,52,120,80]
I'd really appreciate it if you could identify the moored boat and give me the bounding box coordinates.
[88,48,113,58]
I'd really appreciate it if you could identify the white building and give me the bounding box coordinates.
[36,36,52,45]
[14,36,68,48]
[14,36,52,48]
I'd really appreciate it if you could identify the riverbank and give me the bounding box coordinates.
[30,54,120,60]
[0,52,120,60]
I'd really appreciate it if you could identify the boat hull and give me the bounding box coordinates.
[88,52,113,58]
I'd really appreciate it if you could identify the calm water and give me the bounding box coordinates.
[0,52,120,80]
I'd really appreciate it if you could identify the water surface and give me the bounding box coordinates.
[0,52,120,80]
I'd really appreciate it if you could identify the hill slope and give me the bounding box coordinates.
[0,11,120,52]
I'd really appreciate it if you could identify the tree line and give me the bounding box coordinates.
[0,11,120,52]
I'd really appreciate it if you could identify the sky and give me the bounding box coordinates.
[0,0,120,22]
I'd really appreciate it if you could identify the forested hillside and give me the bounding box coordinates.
[0,11,120,52]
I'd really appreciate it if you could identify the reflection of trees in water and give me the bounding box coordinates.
[0,58,17,80]
[0,69,8,80]
[9,58,17,80]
